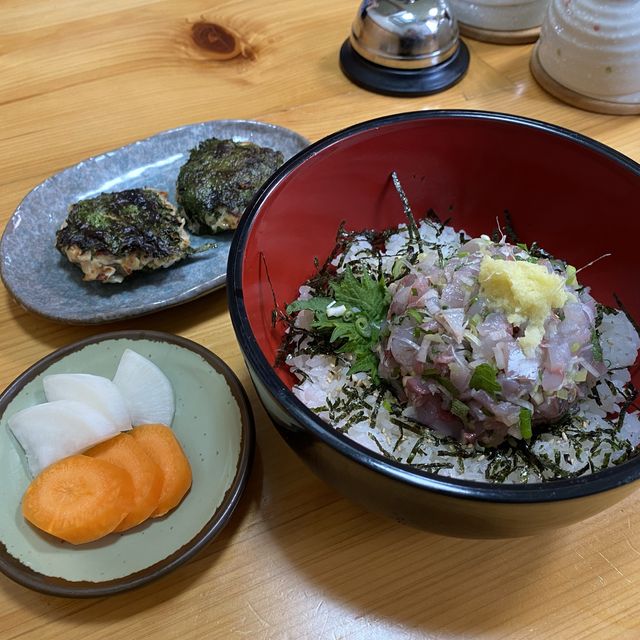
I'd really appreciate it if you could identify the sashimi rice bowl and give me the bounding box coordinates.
[281,194,640,484]
[229,111,640,537]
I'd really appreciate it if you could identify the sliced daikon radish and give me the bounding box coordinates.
[43,373,131,431]
[8,400,120,476]
[112,349,175,426]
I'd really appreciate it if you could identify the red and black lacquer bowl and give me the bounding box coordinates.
[227,110,640,538]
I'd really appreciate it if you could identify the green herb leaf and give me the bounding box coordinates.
[406,308,423,324]
[519,407,532,440]
[469,363,502,397]
[286,297,334,315]
[330,266,388,322]
[346,349,381,379]
[292,266,390,381]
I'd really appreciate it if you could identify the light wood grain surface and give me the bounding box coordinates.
[1,2,639,638]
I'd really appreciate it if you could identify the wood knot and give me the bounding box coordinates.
[191,22,253,60]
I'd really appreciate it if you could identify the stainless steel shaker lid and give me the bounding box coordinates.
[340,0,469,96]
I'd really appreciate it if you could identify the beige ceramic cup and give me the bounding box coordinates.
[531,0,640,114]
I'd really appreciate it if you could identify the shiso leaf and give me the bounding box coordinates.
[292,266,390,382]
[330,266,389,323]
[286,297,334,315]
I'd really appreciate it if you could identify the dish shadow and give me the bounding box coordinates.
[53,254,193,298]
[4,278,230,361]
[255,441,566,638]
[220,394,563,636]
[255,479,639,638]
[52,228,229,297]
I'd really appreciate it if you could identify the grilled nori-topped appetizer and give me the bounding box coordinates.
[56,188,193,283]
[176,137,284,234]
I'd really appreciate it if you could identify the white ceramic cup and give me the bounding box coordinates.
[535,0,640,104]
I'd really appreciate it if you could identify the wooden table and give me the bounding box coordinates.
[2,2,639,638]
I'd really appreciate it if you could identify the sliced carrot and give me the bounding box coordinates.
[130,424,192,517]
[86,433,163,532]
[22,454,135,545]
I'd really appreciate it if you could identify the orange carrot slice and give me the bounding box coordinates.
[22,454,135,545]
[130,424,192,517]
[86,433,163,532]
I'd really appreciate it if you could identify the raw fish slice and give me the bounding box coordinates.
[8,400,120,476]
[112,349,175,426]
[43,373,132,431]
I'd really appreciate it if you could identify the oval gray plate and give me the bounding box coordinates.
[0,330,255,597]
[0,120,309,324]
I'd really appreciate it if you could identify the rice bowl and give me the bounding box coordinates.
[228,110,640,537]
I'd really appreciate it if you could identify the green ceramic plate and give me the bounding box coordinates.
[0,331,254,597]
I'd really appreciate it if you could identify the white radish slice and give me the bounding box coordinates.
[43,373,132,431]
[112,349,175,426]
[8,400,120,476]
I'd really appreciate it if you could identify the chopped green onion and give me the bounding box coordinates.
[565,264,577,286]
[519,407,532,440]
[355,315,372,338]
[469,363,502,397]
[391,258,405,280]
[451,399,470,422]
[406,308,423,324]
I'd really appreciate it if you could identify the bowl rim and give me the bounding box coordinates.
[228,108,640,505]
[0,329,255,597]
